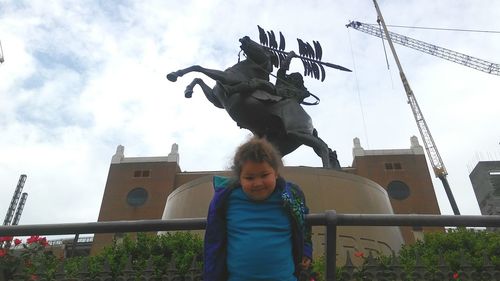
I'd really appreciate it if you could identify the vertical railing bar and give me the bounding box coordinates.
[325,210,337,281]
[71,233,79,257]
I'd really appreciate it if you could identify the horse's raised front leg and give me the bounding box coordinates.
[184,78,223,109]
[167,65,204,82]
[167,65,242,85]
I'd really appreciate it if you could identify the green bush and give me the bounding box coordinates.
[311,228,500,281]
[5,228,499,280]
[96,232,203,279]
[1,232,203,280]
[398,227,500,272]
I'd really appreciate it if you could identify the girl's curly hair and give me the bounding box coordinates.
[231,137,283,178]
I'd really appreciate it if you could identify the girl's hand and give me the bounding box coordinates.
[301,256,311,270]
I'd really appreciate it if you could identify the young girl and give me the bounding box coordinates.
[204,137,312,281]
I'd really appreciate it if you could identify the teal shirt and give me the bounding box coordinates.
[226,187,296,281]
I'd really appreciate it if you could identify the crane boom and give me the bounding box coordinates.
[346,20,500,76]
[406,84,447,177]
[371,0,460,215]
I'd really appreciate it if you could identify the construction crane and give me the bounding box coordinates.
[346,21,500,76]
[366,0,461,215]
[12,193,28,225]
[3,174,27,225]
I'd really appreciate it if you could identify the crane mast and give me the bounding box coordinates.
[3,175,27,225]
[346,21,500,76]
[12,193,28,226]
[371,0,460,215]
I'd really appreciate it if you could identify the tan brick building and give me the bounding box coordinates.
[91,145,181,254]
[349,136,442,243]
[92,136,442,254]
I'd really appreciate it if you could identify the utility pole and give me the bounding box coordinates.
[372,0,461,215]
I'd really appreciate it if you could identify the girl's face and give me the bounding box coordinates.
[239,160,278,201]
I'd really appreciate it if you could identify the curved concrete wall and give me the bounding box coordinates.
[162,167,404,264]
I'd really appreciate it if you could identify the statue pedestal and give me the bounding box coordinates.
[162,166,404,265]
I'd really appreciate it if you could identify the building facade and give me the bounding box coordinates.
[470,161,500,231]
[348,136,442,243]
[91,145,181,254]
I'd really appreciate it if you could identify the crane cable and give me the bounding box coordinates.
[347,29,370,148]
[377,19,396,89]
[377,18,391,70]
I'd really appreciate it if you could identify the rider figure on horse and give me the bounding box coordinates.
[275,51,311,104]
[223,51,310,105]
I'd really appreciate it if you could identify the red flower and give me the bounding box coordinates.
[453,272,459,279]
[0,236,13,242]
[14,238,22,246]
[354,251,365,258]
[27,235,40,244]
[0,248,8,257]
[38,237,49,247]
[30,274,38,280]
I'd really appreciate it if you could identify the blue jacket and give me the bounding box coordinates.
[204,176,313,281]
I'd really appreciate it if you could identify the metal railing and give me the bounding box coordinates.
[2,211,500,281]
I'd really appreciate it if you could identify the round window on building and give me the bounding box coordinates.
[126,187,148,207]
[387,181,410,200]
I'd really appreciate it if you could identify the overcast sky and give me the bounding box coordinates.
[1,0,499,229]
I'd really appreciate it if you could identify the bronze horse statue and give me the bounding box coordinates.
[167,36,340,169]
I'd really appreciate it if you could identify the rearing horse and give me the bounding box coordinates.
[167,36,340,169]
